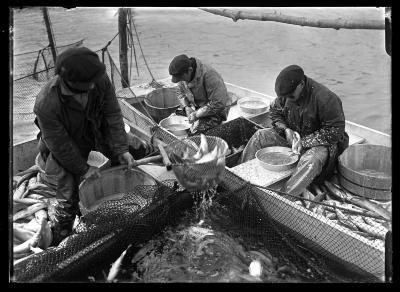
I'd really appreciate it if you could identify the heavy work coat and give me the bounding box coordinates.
[34,74,128,177]
[175,58,232,121]
[269,76,349,180]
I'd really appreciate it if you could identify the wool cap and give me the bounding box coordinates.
[169,54,191,76]
[55,46,106,83]
[275,65,305,97]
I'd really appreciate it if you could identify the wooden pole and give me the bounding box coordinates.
[385,7,391,56]
[118,8,130,88]
[199,8,385,30]
[41,7,58,65]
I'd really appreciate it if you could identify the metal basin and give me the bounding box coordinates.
[255,146,299,172]
[144,87,181,123]
[238,96,269,115]
[159,115,191,137]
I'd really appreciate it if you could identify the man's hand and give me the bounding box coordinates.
[284,128,296,145]
[118,151,135,169]
[83,165,101,180]
[292,137,302,154]
[291,131,302,154]
[188,111,198,124]
[185,106,195,116]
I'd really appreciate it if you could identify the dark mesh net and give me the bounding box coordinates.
[12,180,193,282]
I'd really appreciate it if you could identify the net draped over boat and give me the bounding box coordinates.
[12,44,386,283]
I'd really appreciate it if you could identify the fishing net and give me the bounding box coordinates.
[12,179,192,282]
[165,135,229,192]
[12,40,84,114]
[12,45,388,283]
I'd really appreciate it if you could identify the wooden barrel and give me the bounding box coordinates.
[338,144,391,200]
[78,165,158,215]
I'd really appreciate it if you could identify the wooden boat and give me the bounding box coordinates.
[12,78,391,281]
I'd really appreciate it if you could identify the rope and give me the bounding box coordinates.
[104,48,156,125]
[127,9,162,88]
[101,32,120,52]
[126,20,140,78]
[15,39,85,57]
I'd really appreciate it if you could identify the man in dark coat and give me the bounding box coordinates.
[240,65,349,196]
[33,47,138,242]
[169,54,232,134]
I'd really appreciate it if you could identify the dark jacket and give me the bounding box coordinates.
[175,58,232,120]
[34,74,128,177]
[269,76,349,179]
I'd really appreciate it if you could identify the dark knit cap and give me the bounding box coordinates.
[169,54,191,76]
[55,46,106,83]
[275,65,305,97]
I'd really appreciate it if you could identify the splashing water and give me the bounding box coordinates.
[191,186,218,221]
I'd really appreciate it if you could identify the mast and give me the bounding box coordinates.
[41,7,58,65]
[118,8,130,88]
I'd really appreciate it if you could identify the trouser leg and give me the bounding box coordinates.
[240,128,289,163]
[282,146,329,197]
[37,153,80,244]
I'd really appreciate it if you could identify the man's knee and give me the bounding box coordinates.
[253,127,277,140]
[252,128,285,146]
[299,146,328,170]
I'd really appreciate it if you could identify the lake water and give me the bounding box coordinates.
[11,7,391,144]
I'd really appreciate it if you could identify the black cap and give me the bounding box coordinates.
[169,54,191,76]
[275,65,304,97]
[55,46,106,83]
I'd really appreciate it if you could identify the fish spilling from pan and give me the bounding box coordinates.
[169,134,226,166]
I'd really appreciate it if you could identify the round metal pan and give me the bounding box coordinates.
[255,146,299,172]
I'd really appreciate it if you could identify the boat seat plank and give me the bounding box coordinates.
[228,159,295,187]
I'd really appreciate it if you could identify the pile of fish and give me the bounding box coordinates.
[105,202,314,283]
[170,134,226,165]
[295,178,391,249]
[12,165,56,265]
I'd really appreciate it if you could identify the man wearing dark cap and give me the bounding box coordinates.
[168,54,232,134]
[240,65,349,196]
[33,46,141,242]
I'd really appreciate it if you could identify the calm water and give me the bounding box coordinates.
[12,7,391,144]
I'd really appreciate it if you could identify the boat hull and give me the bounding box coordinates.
[12,80,390,280]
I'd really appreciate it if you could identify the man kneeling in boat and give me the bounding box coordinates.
[33,47,152,243]
[169,54,232,134]
[240,65,349,196]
